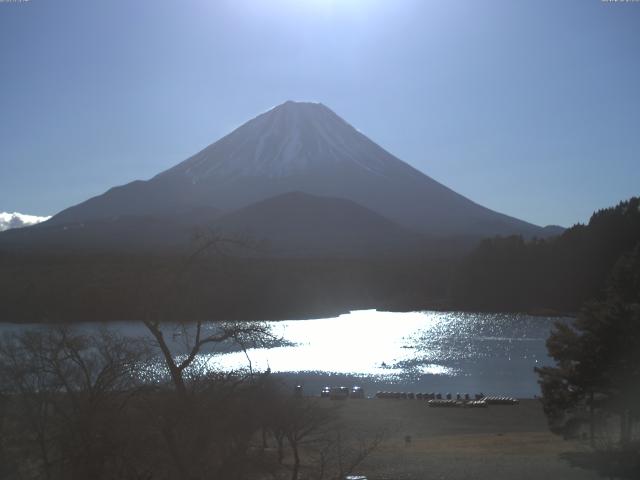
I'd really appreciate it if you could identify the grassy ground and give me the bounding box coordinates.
[327,398,600,480]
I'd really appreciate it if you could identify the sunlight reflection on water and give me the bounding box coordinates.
[208,310,454,378]
[0,310,563,396]
[202,310,557,385]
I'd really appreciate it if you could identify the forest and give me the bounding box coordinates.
[0,197,638,322]
[452,197,640,313]
[0,249,455,323]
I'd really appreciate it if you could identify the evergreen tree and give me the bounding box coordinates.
[454,196,640,312]
[536,243,640,445]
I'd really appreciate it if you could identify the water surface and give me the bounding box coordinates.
[0,310,563,397]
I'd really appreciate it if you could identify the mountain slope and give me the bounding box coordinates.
[0,207,221,253]
[45,101,546,238]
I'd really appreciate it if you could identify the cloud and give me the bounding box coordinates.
[0,212,51,232]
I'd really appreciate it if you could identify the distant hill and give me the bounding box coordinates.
[0,193,427,257]
[3,198,497,262]
[213,191,425,256]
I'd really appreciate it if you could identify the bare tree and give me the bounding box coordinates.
[143,318,274,394]
[284,399,336,480]
[0,328,148,480]
[313,423,386,480]
[142,231,276,393]
[135,232,285,479]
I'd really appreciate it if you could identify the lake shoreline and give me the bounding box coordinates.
[0,305,577,325]
[1,310,559,399]
[270,371,545,400]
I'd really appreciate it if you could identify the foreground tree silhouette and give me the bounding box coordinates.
[536,243,640,447]
[142,232,276,393]
[0,329,147,480]
[0,233,385,479]
[137,233,288,479]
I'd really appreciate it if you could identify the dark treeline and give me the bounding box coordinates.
[0,249,456,323]
[2,197,638,322]
[452,197,640,313]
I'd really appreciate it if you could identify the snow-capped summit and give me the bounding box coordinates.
[47,101,547,238]
[0,212,50,231]
[160,100,409,181]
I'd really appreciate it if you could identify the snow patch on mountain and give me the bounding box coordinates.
[0,212,51,231]
[160,101,407,183]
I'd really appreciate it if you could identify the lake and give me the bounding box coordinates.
[0,310,564,398]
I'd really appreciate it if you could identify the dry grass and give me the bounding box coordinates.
[324,399,600,480]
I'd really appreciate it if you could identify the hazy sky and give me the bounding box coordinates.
[1,0,638,227]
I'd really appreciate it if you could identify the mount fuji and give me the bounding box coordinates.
[3,101,559,254]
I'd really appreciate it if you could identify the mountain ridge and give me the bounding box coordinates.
[25,101,558,248]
